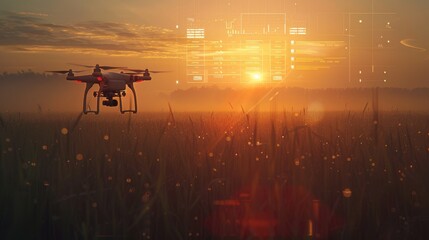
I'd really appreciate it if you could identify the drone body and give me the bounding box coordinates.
[50,64,155,114]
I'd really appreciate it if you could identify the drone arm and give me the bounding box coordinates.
[130,75,151,82]
[67,75,99,83]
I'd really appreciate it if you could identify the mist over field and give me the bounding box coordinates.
[1,71,429,113]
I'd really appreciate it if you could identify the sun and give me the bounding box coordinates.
[251,73,263,83]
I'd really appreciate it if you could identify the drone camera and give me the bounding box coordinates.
[102,100,118,107]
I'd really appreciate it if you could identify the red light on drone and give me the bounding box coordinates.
[97,77,103,81]
[75,80,82,83]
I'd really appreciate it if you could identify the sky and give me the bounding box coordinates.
[0,0,429,97]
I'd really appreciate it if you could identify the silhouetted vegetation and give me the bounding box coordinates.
[0,111,428,239]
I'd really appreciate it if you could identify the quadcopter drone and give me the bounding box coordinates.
[47,64,167,114]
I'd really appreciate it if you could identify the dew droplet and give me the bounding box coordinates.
[342,188,352,198]
[61,128,68,135]
[76,153,84,161]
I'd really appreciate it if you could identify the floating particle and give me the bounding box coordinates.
[138,152,143,156]
[126,178,132,183]
[225,136,232,142]
[5,138,10,143]
[92,202,98,208]
[294,159,300,166]
[108,176,113,181]
[103,135,110,141]
[346,157,352,162]
[175,182,181,187]
[42,145,48,150]
[208,152,214,157]
[142,192,151,203]
[76,154,84,161]
[342,188,352,198]
[61,128,68,135]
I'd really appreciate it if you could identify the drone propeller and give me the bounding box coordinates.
[46,70,86,74]
[70,63,125,71]
[125,68,171,74]
[122,72,140,75]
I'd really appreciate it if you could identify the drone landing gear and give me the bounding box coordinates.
[81,83,137,114]
[83,83,100,115]
[119,83,137,114]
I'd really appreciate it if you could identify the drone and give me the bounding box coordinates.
[47,64,168,114]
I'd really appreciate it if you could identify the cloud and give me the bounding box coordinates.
[0,11,184,58]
